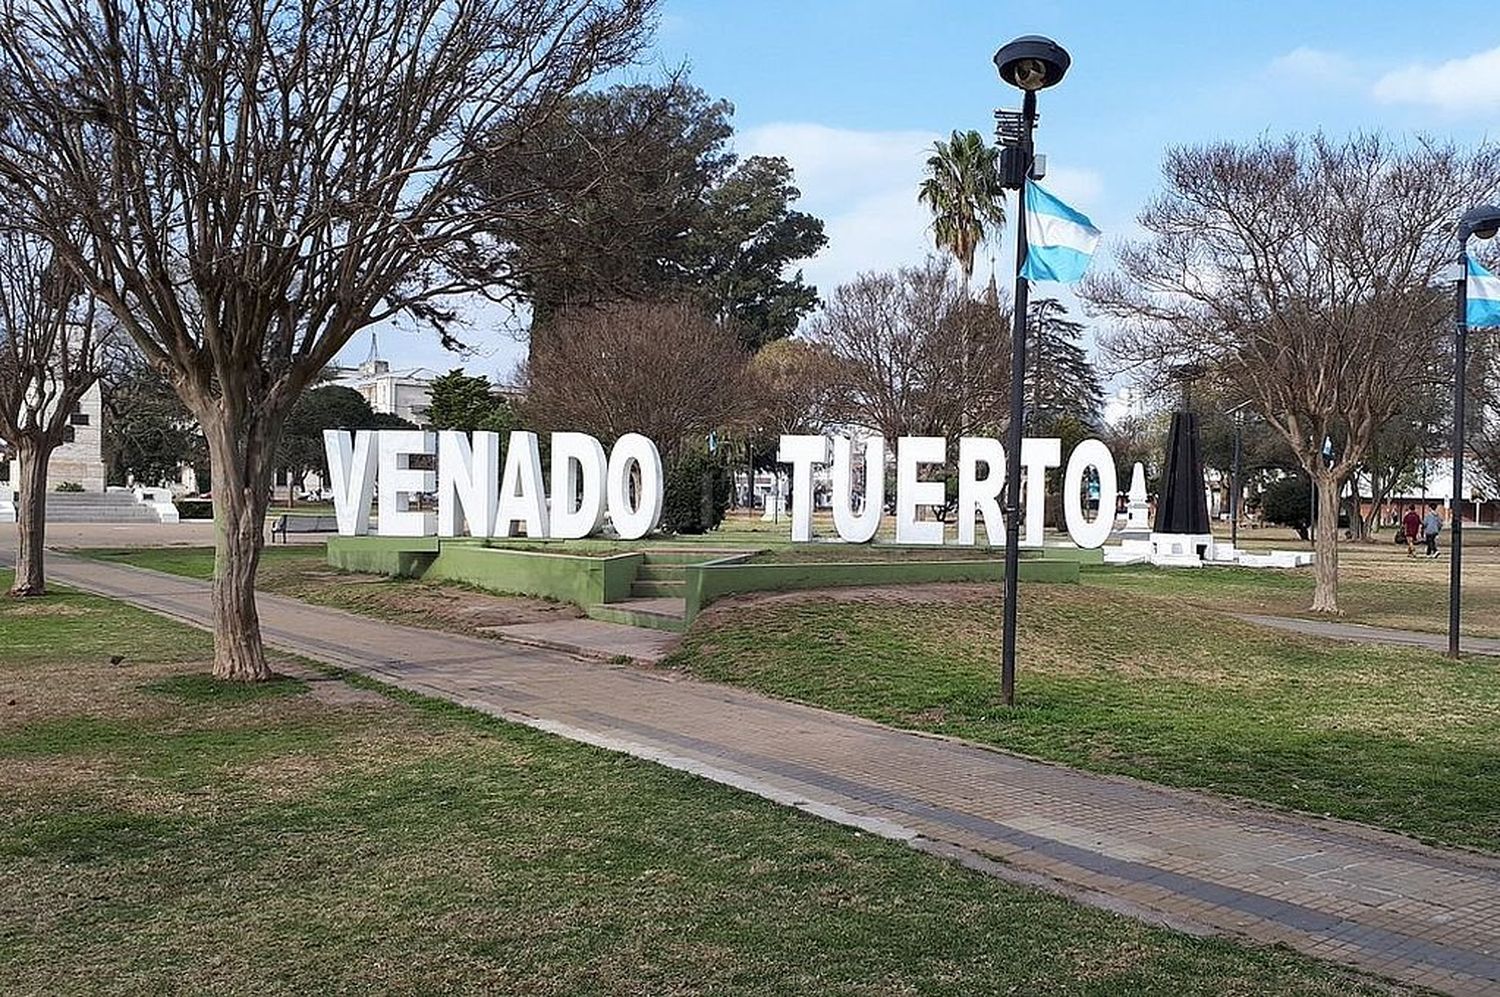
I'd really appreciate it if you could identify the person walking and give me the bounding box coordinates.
[1422,501,1443,559]
[1402,504,1422,558]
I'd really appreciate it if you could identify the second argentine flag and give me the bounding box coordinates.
[1020,179,1101,284]
[1468,255,1500,329]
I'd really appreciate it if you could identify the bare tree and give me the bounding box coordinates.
[805,259,1011,442]
[1471,332,1500,505]
[1087,135,1500,612]
[521,300,751,460]
[0,219,103,596]
[0,0,655,679]
[746,338,846,439]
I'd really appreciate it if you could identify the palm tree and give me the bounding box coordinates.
[917,130,1007,291]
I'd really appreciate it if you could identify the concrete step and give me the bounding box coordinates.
[637,563,687,582]
[639,551,709,566]
[639,548,744,566]
[45,512,158,523]
[586,597,687,633]
[630,579,685,598]
[40,491,159,523]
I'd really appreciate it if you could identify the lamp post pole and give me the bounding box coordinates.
[992,34,1069,708]
[1449,244,1469,659]
[1448,205,1500,658]
[1231,413,1243,550]
[999,86,1037,708]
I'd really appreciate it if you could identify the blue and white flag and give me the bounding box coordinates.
[1020,179,1101,284]
[1468,255,1500,329]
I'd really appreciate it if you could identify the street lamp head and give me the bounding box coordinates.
[1459,205,1500,242]
[993,35,1070,92]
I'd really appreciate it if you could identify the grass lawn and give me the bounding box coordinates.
[0,572,1400,995]
[75,541,1500,850]
[1083,542,1500,639]
[667,583,1500,853]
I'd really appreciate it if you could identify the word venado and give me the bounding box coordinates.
[322,430,1120,548]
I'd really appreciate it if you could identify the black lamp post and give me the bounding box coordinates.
[1448,204,1500,659]
[1227,400,1253,550]
[993,35,1071,707]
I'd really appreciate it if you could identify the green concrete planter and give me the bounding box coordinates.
[683,556,1078,621]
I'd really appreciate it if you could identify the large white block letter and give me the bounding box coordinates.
[832,435,884,543]
[607,433,664,540]
[551,432,609,539]
[778,435,829,542]
[437,431,499,538]
[378,430,436,537]
[1019,437,1062,548]
[1063,439,1118,549]
[324,429,377,536]
[496,431,549,538]
[895,436,945,545]
[957,436,1006,546]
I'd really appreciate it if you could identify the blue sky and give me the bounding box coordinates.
[349,0,1500,394]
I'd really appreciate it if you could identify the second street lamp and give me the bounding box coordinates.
[993,35,1070,707]
[1448,204,1500,659]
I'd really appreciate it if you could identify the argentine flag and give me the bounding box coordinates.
[1020,179,1101,284]
[1469,255,1500,329]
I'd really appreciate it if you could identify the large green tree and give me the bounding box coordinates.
[275,386,413,502]
[918,130,1007,290]
[475,81,826,351]
[103,364,205,490]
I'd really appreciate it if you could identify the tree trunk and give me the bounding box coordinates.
[9,438,51,597]
[1310,473,1342,614]
[204,421,275,681]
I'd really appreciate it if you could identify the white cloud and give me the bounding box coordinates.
[739,123,943,296]
[740,122,1104,299]
[1266,47,1359,86]
[1372,45,1500,114]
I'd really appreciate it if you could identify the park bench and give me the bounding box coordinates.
[268,513,340,543]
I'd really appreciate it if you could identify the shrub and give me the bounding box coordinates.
[175,499,214,520]
[1258,476,1310,538]
[661,449,731,535]
[54,481,84,492]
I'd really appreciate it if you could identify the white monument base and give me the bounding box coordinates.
[0,489,15,524]
[1150,531,1214,567]
[1102,536,1152,566]
[132,486,180,524]
[1102,532,1314,570]
[1237,550,1315,569]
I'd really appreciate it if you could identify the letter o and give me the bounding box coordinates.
[1063,439,1117,549]
[607,433,664,540]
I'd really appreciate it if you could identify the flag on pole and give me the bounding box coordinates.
[1469,255,1500,329]
[1020,179,1101,284]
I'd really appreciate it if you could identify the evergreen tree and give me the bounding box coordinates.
[475,81,826,352]
[1024,298,1103,433]
[426,370,519,435]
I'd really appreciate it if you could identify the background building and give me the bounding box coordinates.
[331,335,437,427]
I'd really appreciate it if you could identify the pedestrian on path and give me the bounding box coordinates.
[1423,502,1443,558]
[1402,504,1421,557]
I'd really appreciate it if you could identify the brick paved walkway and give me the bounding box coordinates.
[17,549,1500,995]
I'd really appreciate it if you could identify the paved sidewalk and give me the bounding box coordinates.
[18,551,1500,995]
[1240,613,1500,657]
